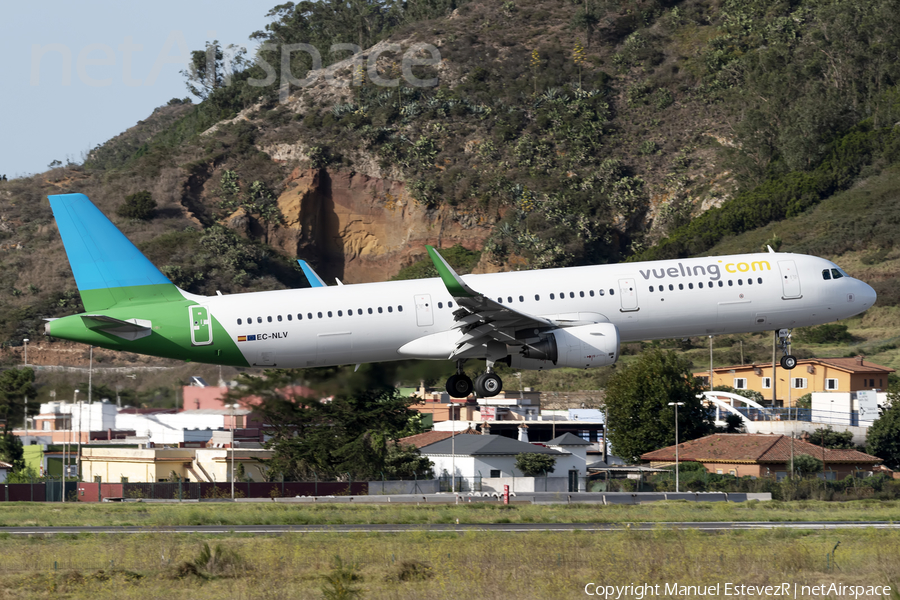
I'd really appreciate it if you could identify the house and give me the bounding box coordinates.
[80,446,273,483]
[694,357,895,407]
[0,461,11,483]
[417,434,588,491]
[641,433,882,480]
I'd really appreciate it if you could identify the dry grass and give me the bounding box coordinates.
[0,529,897,599]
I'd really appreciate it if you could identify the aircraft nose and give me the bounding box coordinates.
[857,280,877,309]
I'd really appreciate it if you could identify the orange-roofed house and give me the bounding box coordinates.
[641,433,882,481]
[694,356,894,408]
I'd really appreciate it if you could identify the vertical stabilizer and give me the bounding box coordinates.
[48,193,183,311]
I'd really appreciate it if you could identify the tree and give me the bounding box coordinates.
[181,40,247,100]
[225,369,421,480]
[0,433,25,472]
[515,453,556,476]
[811,426,854,449]
[0,368,36,434]
[383,442,433,479]
[793,454,824,478]
[605,349,715,462]
[117,191,157,221]
[867,396,900,469]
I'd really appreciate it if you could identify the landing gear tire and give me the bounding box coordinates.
[446,374,474,398]
[474,372,503,397]
[780,355,798,370]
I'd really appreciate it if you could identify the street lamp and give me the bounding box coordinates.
[22,338,29,366]
[225,403,240,499]
[668,401,685,493]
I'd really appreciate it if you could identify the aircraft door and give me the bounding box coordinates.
[414,294,434,327]
[189,305,213,346]
[778,261,802,299]
[618,278,639,312]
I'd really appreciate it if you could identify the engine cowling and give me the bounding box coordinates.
[511,323,619,370]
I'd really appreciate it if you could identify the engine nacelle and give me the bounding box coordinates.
[512,323,619,370]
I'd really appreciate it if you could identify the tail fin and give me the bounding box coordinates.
[48,193,184,311]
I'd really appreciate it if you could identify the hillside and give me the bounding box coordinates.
[1,0,900,380]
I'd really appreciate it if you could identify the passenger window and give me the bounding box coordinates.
[267,316,273,323]
[610,289,615,296]
[589,290,594,297]
[747,278,752,285]
[277,315,283,321]
[317,312,323,318]
[550,293,555,300]
[698,282,703,289]
[535,294,540,301]
[738,279,743,285]
[678,284,683,290]
[728,280,733,286]
[337,310,343,317]
[287,314,292,321]
[570,292,575,298]
[358,309,362,315]
[398,305,403,312]
[307,313,312,319]
[378,307,383,313]
[237,318,242,325]
[669,284,674,291]
[327,311,333,317]
[257,317,262,324]
[650,286,655,292]
[388,306,393,313]
[688,283,693,289]
[368,308,373,314]
[519,296,524,302]
[718,281,724,287]
[508,296,513,303]
[497,297,503,303]
[831,268,843,279]
[448,301,453,308]
[579,291,584,298]
[757,278,762,284]
[598,290,605,296]
[438,302,443,308]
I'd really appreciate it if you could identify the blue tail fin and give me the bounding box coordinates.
[48,193,182,311]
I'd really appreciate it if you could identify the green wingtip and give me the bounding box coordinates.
[426,245,473,298]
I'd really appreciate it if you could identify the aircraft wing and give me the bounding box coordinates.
[426,246,554,358]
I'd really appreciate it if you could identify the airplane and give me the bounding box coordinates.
[44,193,877,398]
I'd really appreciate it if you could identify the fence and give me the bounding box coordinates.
[76,480,370,501]
[437,475,482,493]
[730,407,863,426]
[1,480,77,502]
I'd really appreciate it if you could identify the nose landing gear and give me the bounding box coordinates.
[777,329,797,370]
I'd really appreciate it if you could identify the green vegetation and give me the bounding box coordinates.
[867,396,900,469]
[116,191,157,221]
[604,349,714,462]
[392,244,481,280]
[514,453,557,477]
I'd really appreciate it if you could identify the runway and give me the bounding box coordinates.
[1,521,897,535]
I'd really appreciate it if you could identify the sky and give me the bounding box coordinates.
[0,1,273,179]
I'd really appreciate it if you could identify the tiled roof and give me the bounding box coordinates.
[641,434,882,465]
[0,461,11,469]
[399,428,479,449]
[700,358,894,375]
[547,433,592,446]
[419,435,567,456]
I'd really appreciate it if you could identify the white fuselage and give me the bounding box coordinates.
[192,252,876,368]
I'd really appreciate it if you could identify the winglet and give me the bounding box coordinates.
[297,260,327,288]
[426,245,476,298]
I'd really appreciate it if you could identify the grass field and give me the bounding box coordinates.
[0,499,899,528]
[0,528,897,599]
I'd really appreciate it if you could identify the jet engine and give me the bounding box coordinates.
[510,322,619,370]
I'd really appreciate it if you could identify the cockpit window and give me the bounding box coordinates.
[822,269,832,280]
[831,268,844,279]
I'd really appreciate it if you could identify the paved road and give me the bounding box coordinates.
[1,521,897,535]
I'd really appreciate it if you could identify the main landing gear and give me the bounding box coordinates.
[445,360,504,398]
[777,328,797,370]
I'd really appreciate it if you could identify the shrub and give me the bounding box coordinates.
[116,191,157,221]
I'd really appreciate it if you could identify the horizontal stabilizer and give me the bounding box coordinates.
[81,315,152,341]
